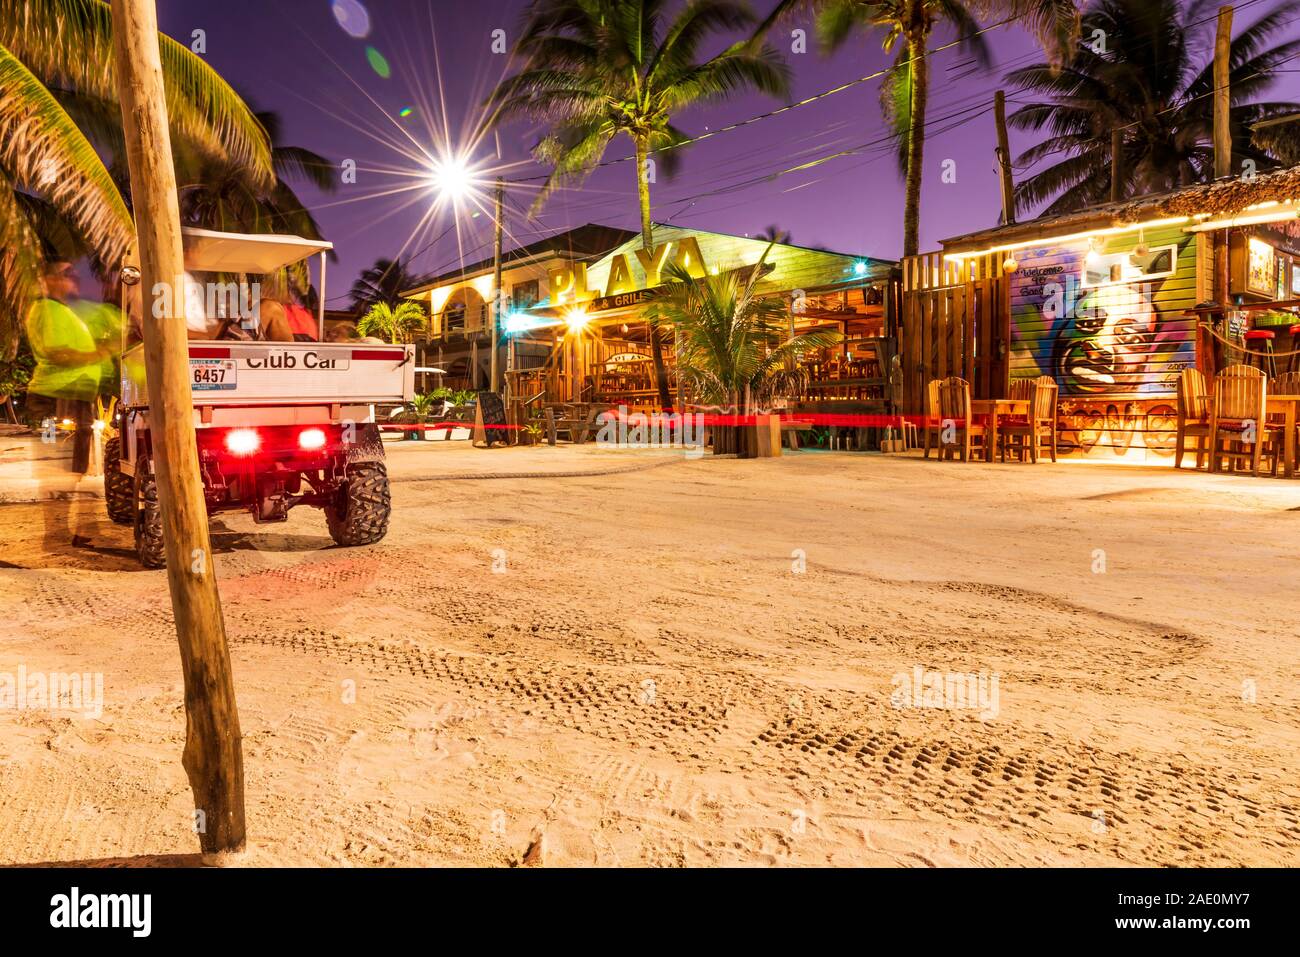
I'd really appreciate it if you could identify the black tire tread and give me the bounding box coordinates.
[134,467,166,569]
[326,462,391,546]
[104,436,135,525]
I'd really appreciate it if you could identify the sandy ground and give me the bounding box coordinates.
[1,436,1298,867]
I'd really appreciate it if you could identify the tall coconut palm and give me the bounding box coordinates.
[754,1,1078,257]
[349,257,423,315]
[0,0,272,352]
[1007,0,1300,214]
[357,300,428,344]
[489,0,791,407]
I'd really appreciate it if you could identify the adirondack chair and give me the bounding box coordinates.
[1174,367,1211,470]
[1001,376,1058,463]
[936,376,987,462]
[922,378,942,459]
[1209,364,1267,475]
[1265,372,1300,476]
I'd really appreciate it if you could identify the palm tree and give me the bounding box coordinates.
[349,257,422,314]
[357,300,428,344]
[490,0,791,407]
[180,108,337,298]
[1007,0,1300,215]
[0,0,271,353]
[646,246,839,453]
[754,1,1078,257]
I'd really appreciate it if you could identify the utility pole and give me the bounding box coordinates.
[1211,4,1235,377]
[490,178,504,394]
[1214,6,1233,181]
[110,0,245,853]
[993,91,1016,225]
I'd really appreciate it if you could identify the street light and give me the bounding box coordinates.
[426,154,480,204]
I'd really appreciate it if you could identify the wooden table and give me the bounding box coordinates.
[1267,394,1300,477]
[969,398,1031,462]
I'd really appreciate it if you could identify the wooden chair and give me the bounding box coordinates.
[1002,376,1058,463]
[936,376,988,462]
[1174,367,1211,470]
[1265,372,1300,476]
[922,378,942,459]
[1209,365,1267,476]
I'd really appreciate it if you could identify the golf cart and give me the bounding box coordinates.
[104,228,415,568]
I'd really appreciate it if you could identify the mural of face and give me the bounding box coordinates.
[1061,283,1158,393]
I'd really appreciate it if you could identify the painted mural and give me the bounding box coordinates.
[1008,227,1199,459]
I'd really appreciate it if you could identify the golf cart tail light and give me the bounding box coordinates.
[298,428,327,450]
[225,429,260,455]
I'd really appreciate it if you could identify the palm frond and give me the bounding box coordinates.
[0,0,272,184]
[0,42,132,269]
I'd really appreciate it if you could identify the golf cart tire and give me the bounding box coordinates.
[104,436,135,525]
[134,466,167,569]
[326,462,391,547]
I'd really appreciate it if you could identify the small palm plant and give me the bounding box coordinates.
[646,246,840,455]
[357,300,427,344]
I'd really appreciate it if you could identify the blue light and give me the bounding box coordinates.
[505,311,555,334]
[853,260,868,276]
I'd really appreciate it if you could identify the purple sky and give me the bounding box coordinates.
[160,0,1300,302]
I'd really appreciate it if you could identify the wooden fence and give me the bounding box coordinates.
[899,252,1011,415]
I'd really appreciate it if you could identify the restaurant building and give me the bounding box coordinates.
[405,223,898,421]
[400,223,636,392]
[917,164,1300,461]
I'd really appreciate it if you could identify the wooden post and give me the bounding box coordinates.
[490,178,504,394]
[110,0,245,853]
[993,91,1015,225]
[1214,6,1233,180]
[1110,129,1124,203]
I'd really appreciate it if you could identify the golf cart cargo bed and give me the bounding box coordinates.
[122,341,416,406]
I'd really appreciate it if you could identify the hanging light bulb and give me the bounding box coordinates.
[1134,228,1150,257]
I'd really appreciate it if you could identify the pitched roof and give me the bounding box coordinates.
[401,223,638,296]
[941,163,1300,254]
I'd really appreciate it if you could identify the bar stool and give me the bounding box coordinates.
[1244,328,1277,379]
[1289,324,1300,374]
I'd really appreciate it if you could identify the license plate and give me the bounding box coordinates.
[191,358,236,391]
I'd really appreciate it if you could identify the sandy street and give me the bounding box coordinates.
[1,440,1298,867]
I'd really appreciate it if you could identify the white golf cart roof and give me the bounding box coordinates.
[182,227,333,274]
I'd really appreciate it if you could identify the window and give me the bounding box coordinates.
[512,279,540,310]
[443,300,466,332]
[1081,244,1177,288]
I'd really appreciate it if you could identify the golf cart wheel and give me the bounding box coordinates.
[326,462,391,547]
[134,465,167,569]
[103,436,135,525]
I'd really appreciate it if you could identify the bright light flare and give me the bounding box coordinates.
[565,307,589,331]
[224,429,261,456]
[427,154,482,204]
[298,428,328,451]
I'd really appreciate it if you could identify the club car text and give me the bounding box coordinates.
[242,349,350,370]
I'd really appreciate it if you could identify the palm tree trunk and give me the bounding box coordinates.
[636,135,673,410]
[903,32,929,259]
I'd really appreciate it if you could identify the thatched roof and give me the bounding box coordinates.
[941,164,1300,255]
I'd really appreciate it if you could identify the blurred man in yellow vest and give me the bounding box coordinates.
[24,261,110,472]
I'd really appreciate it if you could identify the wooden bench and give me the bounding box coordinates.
[543,404,612,445]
